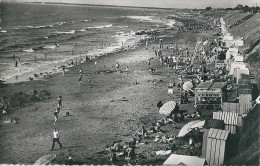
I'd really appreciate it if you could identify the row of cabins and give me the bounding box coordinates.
[200,32,257,165]
[163,19,258,166]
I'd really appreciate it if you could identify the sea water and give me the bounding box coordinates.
[0,3,176,83]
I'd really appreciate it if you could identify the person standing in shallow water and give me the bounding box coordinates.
[50,128,63,151]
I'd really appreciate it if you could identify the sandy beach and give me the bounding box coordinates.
[0,3,259,165]
[0,26,214,164]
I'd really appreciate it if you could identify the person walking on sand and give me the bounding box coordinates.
[126,66,129,76]
[79,69,82,75]
[58,96,62,109]
[50,128,63,151]
[53,109,59,125]
[79,75,82,85]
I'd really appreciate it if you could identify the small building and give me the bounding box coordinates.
[238,84,252,95]
[234,68,249,84]
[239,94,252,114]
[163,154,207,166]
[226,47,238,60]
[229,62,247,75]
[204,128,229,166]
[222,102,243,126]
[238,74,251,84]
[195,82,226,107]
[213,111,238,134]
[215,60,225,68]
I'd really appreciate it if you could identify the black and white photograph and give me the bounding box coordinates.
[0,0,259,165]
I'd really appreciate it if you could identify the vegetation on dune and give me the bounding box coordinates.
[244,38,260,54]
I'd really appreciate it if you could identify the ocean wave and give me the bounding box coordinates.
[0,30,7,33]
[34,25,54,29]
[112,31,136,43]
[53,30,76,35]
[82,19,91,22]
[126,16,162,23]
[166,20,176,28]
[14,24,54,30]
[22,48,34,52]
[87,24,113,29]
[76,29,86,32]
[55,22,66,26]
[43,44,59,49]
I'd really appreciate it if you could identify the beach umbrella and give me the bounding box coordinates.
[190,120,205,129]
[183,81,193,91]
[159,101,176,116]
[178,120,201,137]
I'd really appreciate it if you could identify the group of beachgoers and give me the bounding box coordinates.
[104,27,226,163]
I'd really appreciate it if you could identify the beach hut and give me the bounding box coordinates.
[215,60,225,68]
[163,154,207,166]
[238,74,251,84]
[213,111,238,134]
[204,128,229,166]
[234,68,249,84]
[239,94,252,114]
[238,84,252,95]
[229,62,247,76]
[222,102,243,126]
[225,47,238,60]
[195,82,226,107]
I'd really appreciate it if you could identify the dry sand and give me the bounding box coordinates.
[0,26,216,164]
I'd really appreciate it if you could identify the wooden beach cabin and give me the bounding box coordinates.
[222,102,243,126]
[233,68,249,84]
[195,82,226,107]
[238,74,251,84]
[204,128,229,166]
[215,60,225,68]
[163,154,207,166]
[213,111,238,134]
[239,94,252,114]
[237,76,253,114]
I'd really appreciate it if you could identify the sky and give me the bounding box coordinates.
[16,0,260,9]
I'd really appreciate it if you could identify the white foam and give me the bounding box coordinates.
[87,24,113,29]
[55,22,66,26]
[166,20,176,28]
[43,44,58,49]
[126,16,161,23]
[126,15,175,28]
[0,30,7,33]
[22,48,34,52]
[77,29,86,32]
[54,30,76,35]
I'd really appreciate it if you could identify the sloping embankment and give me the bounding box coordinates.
[223,11,259,165]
